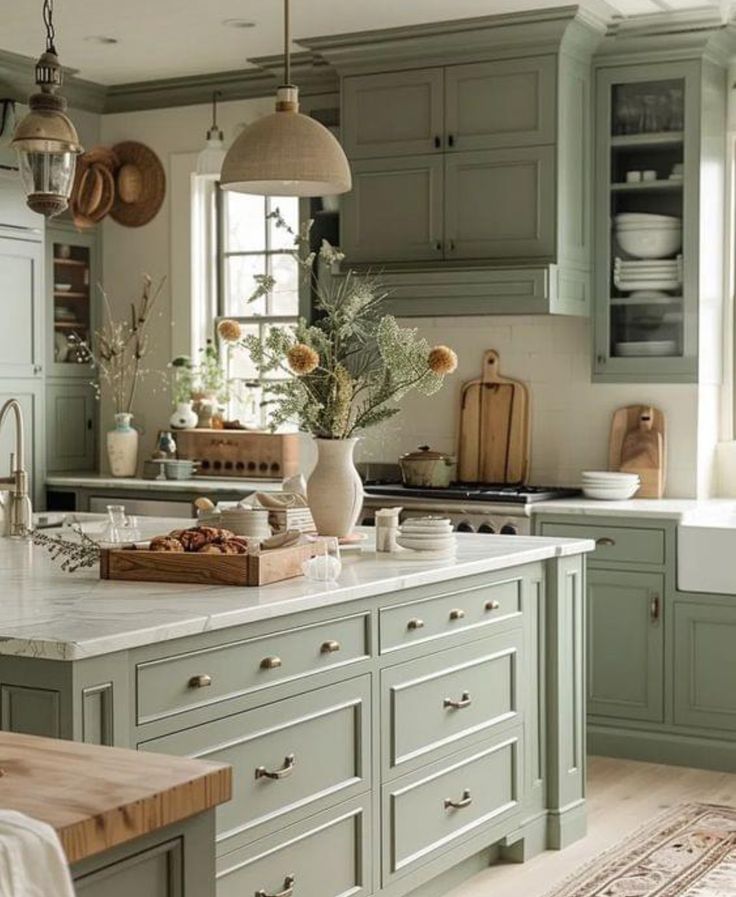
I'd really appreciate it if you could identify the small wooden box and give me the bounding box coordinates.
[174,430,300,479]
[99,543,316,587]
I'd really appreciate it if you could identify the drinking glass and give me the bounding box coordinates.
[302,537,342,582]
[104,504,128,544]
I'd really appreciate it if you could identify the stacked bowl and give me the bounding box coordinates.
[582,471,640,501]
[396,517,456,556]
[614,213,682,260]
[219,507,272,539]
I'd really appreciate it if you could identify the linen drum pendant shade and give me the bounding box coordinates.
[220,0,351,197]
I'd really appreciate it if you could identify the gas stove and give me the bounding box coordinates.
[360,481,581,535]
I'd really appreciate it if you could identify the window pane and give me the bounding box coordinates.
[269,197,300,250]
[269,253,300,316]
[224,255,267,316]
[224,193,266,252]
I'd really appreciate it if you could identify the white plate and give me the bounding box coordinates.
[582,486,640,501]
[614,340,678,357]
[615,280,682,292]
[582,471,640,482]
[396,534,457,552]
[400,522,454,535]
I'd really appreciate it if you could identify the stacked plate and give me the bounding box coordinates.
[614,213,682,260]
[613,255,682,292]
[582,471,640,501]
[219,507,271,539]
[396,517,456,556]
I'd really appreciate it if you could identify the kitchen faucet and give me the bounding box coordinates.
[0,399,32,537]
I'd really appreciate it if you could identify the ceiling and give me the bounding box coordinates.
[1,0,732,86]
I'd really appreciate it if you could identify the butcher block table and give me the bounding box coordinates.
[0,730,231,896]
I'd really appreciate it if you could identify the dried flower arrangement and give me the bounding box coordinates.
[26,526,100,573]
[73,274,165,415]
[217,213,457,439]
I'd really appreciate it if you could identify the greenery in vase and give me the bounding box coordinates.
[170,341,234,407]
[75,274,165,416]
[217,213,458,439]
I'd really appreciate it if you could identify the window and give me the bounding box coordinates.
[217,191,301,428]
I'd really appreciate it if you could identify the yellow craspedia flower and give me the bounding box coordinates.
[287,343,320,375]
[217,319,242,343]
[428,345,458,375]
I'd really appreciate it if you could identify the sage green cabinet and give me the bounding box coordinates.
[341,155,444,263]
[445,146,556,261]
[587,569,664,723]
[0,235,44,379]
[444,56,556,151]
[45,381,96,472]
[342,68,444,159]
[673,598,736,733]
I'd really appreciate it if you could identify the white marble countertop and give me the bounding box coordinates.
[531,498,736,522]
[0,528,593,662]
[45,473,284,494]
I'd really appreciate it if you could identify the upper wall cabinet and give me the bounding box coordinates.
[0,235,44,379]
[309,9,602,316]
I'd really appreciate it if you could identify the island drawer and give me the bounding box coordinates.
[139,676,371,849]
[136,613,370,724]
[216,797,371,897]
[382,730,521,882]
[379,574,524,653]
[381,631,521,775]
[537,521,665,566]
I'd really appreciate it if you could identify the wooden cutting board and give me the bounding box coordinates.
[609,404,666,498]
[457,350,530,484]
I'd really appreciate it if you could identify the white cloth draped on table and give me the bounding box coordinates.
[0,810,75,897]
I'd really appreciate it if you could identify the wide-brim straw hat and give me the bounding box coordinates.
[109,141,166,227]
[70,146,119,230]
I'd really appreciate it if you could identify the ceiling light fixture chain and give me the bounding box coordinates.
[42,0,57,54]
[284,0,291,86]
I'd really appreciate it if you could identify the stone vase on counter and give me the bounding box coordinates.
[106,413,139,477]
[307,437,363,538]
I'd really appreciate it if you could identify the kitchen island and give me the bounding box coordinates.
[0,528,593,897]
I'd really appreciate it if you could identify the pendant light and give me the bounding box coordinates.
[196,90,226,177]
[11,0,83,217]
[220,0,351,197]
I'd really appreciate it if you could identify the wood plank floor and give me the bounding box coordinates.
[446,755,736,897]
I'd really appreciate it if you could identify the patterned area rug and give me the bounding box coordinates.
[548,803,736,897]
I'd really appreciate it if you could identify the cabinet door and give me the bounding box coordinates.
[46,381,96,472]
[0,236,43,378]
[587,569,664,722]
[444,147,555,260]
[341,155,444,263]
[445,56,556,152]
[342,68,444,159]
[673,600,736,732]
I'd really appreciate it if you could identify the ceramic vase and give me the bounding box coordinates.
[193,396,217,429]
[106,413,139,477]
[307,437,362,537]
[169,401,198,430]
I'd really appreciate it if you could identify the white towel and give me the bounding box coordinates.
[0,810,75,897]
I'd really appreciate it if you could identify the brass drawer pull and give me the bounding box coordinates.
[485,600,500,611]
[407,618,424,631]
[188,674,212,689]
[596,537,616,547]
[256,874,295,897]
[255,754,296,781]
[650,593,660,623]
[449,608,465,621]
[260,656,282,670]
[320,639,341,654]
[444,789,472,810]
[443,691,472,710]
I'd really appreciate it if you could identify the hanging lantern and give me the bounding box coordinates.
[11,0,83,217]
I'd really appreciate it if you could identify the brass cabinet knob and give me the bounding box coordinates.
[188,674,212,689]
[260,656,282,670]
[256,874,295,897]
[449,608,465,621]
[485,600,500,611]
[320,640,341,654]
[255,754,296,781]
[444,789,472,810]
[407,618,424,631]
[443,691,472,710]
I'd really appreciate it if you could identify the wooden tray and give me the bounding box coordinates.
[100,542,317,587]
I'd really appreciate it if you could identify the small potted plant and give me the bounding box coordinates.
[168,355,198,429]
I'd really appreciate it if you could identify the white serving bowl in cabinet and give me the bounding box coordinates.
[616,226,682,259]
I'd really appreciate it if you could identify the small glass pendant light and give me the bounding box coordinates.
[11,0,83,217]
[221,0,351,197]
[196,90,226,177]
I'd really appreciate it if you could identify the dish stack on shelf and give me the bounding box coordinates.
[614,212,682,259]
[613,255,683,293]
[395,517,457,558]
[581,471,640,501]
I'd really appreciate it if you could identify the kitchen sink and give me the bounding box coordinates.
[678,508,736,595]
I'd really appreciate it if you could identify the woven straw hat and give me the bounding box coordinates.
[109,141,166,227]
[70,146,118,230]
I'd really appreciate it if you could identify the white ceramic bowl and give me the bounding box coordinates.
[582,484,640,501]
[616,226,682,259]
[615,213,681,226]
[581,471,640,482]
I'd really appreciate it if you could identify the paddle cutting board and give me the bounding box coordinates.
[457,350,530,484]
[609,404,666,498]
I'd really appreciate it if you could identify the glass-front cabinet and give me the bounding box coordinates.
[594,62,699,382]
[46,224,98,378]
